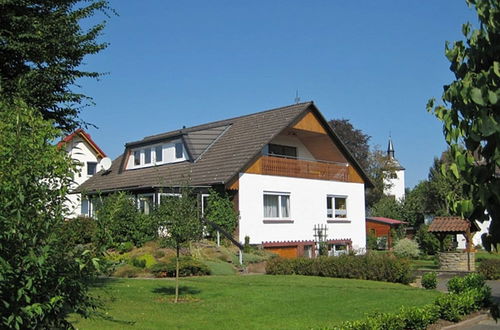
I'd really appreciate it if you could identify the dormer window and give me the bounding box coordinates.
[127,140,186,169]
[175,143,183,159]
[87,162,97,175]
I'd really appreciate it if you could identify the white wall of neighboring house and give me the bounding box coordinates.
[384,169,405,201]
[238,172,367,251]
[62,135,102,218]
[457,218,491,249]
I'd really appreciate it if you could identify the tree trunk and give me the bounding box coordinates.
[175,244,179,303]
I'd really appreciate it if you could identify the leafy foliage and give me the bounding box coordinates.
[266,254,413,284]
[478,259,500,279]
[415,224,441,255]
[328,118,371,170]
[94,192,156,249]
[421,272,438,290]
[427,0,500,236]
[0,101,99,329]
[59,216,97,246]
[0,0,112,131]
[150,257,210,278]
[393,238,421,259]
[204,188,238,236]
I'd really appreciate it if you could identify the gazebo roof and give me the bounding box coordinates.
[428,216,480,234]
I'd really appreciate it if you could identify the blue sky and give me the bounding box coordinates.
[78,0,477,189]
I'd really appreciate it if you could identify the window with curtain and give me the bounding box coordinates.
[263,193,290,219]
[326,195,347,219]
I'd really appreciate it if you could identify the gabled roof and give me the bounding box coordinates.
[428,216,480,233]
[78,102,372,193]
[58,129,107,159]
[366,217,408,226]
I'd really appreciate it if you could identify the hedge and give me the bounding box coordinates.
[478,259,500,280]
[150,257,210,278]
[266,254,412,284]
[332,273,491,330]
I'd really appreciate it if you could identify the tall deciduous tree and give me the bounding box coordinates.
[0,100,100,329]
[427,0,499,238]
[329,118,371,170]
[0,0,112,131]
[154,188,202,303]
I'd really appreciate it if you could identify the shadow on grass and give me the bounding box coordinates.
[152,286,202,296]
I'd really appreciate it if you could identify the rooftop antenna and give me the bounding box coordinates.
[294,89,301,104]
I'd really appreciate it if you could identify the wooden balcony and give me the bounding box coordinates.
[260,155,349,182]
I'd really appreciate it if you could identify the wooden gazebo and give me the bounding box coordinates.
[428,216,480,252]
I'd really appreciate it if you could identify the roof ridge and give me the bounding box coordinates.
[138,101,313,143]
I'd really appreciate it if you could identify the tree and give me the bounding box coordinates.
[0,100,99,329]
[0,0,112,131]
[427,0,500,239]
[204,189,238,243]
[154,187,202,303]
[328,118,371,170]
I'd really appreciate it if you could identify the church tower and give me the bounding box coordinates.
[383,137,405,200]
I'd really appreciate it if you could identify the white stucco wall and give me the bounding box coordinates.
[63,136,102,218]
[457,218,491,249]
[238,173,366,251]
[384,169,405,201]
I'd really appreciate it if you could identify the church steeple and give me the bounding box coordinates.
[387,136,395,159]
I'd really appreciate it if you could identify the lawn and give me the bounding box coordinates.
[71,275,440,329]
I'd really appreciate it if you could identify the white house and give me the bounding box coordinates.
[383,137,405,201]
[58,129,107,218]
[78,102,372,256]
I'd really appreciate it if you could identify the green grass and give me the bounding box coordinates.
[71,275,440,329]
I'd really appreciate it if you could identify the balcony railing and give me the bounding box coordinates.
[260,155,349,182]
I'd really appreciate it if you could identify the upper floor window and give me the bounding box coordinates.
[134,150,141,166]
[326,195,347,219]
[144,148,152,164]
[155,146,163,162]
[268,143,297,158]
[175,143,183,159]
[87,162,97,175]
[263,192,290,219]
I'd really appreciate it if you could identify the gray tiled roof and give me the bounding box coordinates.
[78,102,372,193]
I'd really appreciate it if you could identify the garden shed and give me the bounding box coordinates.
[365,217,407,250]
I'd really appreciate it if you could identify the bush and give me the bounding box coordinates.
[150,257,210,278]
[393,238,420,259]
[421,272,437,289]
[447,273,485,293]
[130,257,146,268]
[415,224,440,255]
[266,254,412,284]
[59,216,96,246]
[113,264,141,278]
[478,259,500,280]
[117,242,134,254]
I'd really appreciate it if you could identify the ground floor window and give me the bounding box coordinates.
[81,197,90,216]
[138,194,154,214]
[263,192,290,219]
[326,195,347,219]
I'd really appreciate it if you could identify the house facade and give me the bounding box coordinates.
[58,129,107,218]
[78,102,372,254]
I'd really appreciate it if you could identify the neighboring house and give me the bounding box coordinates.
[456,219,490,250]
[58,129,107,218]
[383,137,405,201]
[366,217,408,250]
[78,102,373,255]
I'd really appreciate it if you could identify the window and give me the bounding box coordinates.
[268,143,297,158]
[144,148,151,164]
[326,196,347,219]
[201,194,209,216]
[81,198,90,216]
[158,193,181,204]
[155,146,163,162]
[134,150,141,166]
[263,192,290,219]
[175,142,183,159]
[87,162,97,175]
[138,194,154,214]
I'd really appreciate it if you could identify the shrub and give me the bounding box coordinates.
[393,238,420,259]
[415,224,440,255]
[366,232,378,250]
[59,216,96,246]
[130,257,146,269]
[266,254,412,284]
[113,264,141,278]
[421,272,437,289]
[150,257,210,278]
[478,259,500,280]
[447,273,486,294]
[117,241,134,254]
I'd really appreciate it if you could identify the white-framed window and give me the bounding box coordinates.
[175,142,183,159]
[128,140,187,169]
[138,193,155,214]
[263,192,290,219]
[144,147,152,164]
[87,162,97,176]
[155,145,163,162]
[201,193,209,216]
[134,150,141,166]
[81,197,90,216]
[326,195,347,219]
[158,193,181,204]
